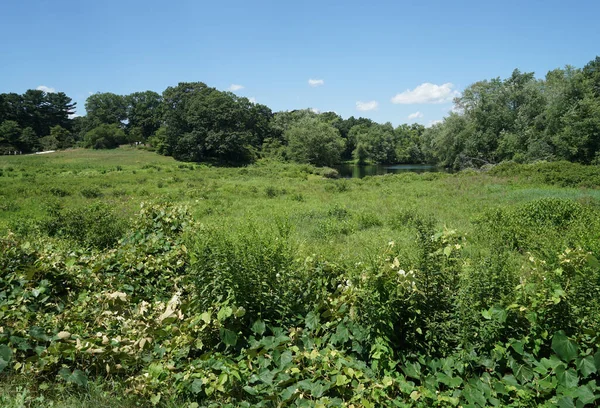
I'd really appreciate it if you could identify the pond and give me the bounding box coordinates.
[333,164,452,178]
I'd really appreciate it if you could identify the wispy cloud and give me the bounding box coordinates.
[36,85,56,93]
[308,78,324,87]
[356,100,378,111]
[248,97,257,104]
[408,111,423,119]
[228,84,244,91]
[426,119,444,127]
[391,83,459,104]
[309,107,321,114]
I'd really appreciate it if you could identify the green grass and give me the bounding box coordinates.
[2,147,598,261]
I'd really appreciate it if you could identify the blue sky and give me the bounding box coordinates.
[1,0,599,126]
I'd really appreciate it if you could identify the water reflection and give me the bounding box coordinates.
[333,164,451,178]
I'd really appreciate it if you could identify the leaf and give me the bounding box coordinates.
[251,320,266,336]
[332,323,349,344]
[0,344,12,373]
[150,394,161,406]
[511,341,524,356]
[556,367,579,389]
[335,374,349,386]
[305,311,319,331]
[594,351,600,370]
[577,356,597,378]
[190,379,203,394]
[557,396,574,408]
[243,385,258,396]
[279,350,293,368]
[258,369,275,386]
[71,369,88,387]
[217,306,233,322]
[552,331,578,362]
[573,384,596,405]
[220,328,237,347]
[200,311,211,324]
[585,253,600,269]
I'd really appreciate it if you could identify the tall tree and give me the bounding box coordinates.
[125,91,163,140]
[85,93,127,128]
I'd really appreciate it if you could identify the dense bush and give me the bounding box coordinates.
[1,199,600,407]
[40,201,127,248]
[84,124,126,149]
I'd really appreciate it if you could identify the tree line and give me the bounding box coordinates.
[2,55,599,167]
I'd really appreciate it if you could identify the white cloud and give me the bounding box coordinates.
[36,85,56,93]
[228,84,244,91]
[426,119,444,128]
[356,100,378,111]
[248,97,257,104]
[309,107,321,114]
[88,91,94,95]
[308,78,324,87]
[68,113,80,119]
[408,111,423,120]
[391,82,459,104]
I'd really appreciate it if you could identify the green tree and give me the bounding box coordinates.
[50,125,74,149]
[285,118,345,166]
[85,93,127,128]
[84,124,126,149]
[0,120,22,153]
[125,91,163,140]
[20,127,38,152]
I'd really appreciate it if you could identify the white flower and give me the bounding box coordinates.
[398,269,407,277]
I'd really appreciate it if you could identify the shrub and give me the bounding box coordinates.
[40,202,127,249]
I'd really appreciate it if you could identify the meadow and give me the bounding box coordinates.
[1,148,600,407]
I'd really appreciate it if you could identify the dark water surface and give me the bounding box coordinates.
[333,164,452,178]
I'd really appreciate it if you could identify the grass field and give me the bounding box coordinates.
[2,147,599,259]
[1,148,600,407]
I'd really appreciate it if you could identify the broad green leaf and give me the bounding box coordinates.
[552,331,578,362]
[217,306,233,322]
[200,311,211,324]
[335,374,349,386]
[573,384,596,405]
[594,351,600,370]
[0,345,12,373]
[259,369,275,386]
[150,394,161,406]
[190,379,203,394]
[305,311,319,331]
[243,385,258,396]
[220,328,237,347]
[556,367,579,389]
[279,350,293,368]
[251,320,266,336]
[557,396,574,408]
[71,369,88,387]
[577,356,597,378]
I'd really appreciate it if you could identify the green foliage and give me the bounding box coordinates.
[2,149,600,406]
[84,123,127,149]
[40,201,127,248]
[285,118,345,166]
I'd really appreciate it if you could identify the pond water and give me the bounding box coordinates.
[333,164,451,178]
